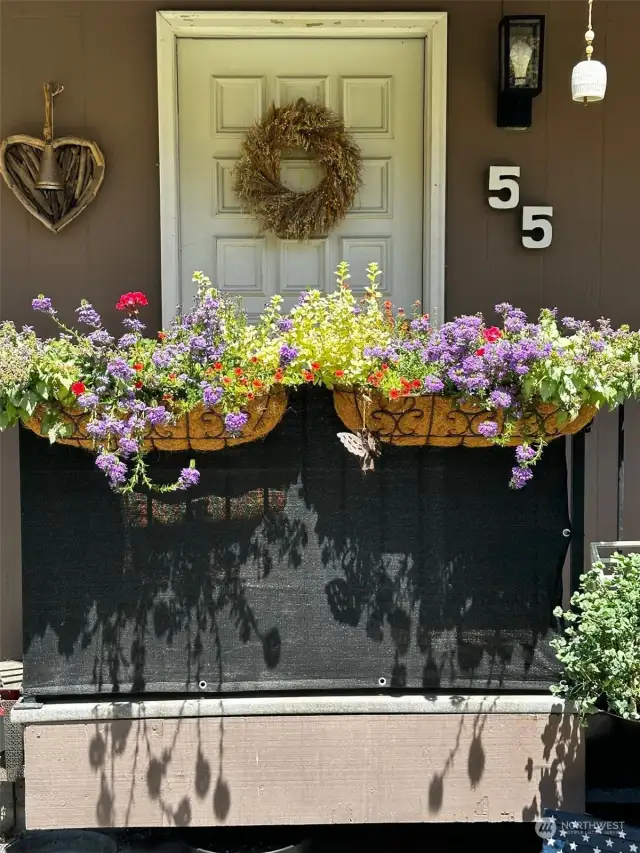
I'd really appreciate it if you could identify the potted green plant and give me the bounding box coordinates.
[552,553,640,721]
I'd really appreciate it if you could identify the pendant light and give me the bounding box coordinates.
[572,0,607,103]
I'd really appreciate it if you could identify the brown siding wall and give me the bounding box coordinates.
[24,711,584,828]
[1,0,640,654]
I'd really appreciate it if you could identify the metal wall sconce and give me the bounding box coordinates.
[497,15,545,130]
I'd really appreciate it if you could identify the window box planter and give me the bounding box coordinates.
[23,387,288,453]
[333,389,596,448]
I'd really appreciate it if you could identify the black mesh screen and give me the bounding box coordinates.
[20,388,569,697]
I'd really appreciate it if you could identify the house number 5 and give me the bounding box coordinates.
[488,167,553,249]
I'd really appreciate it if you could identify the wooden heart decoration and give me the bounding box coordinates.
[0,83,105,233]
[0,136,105,233]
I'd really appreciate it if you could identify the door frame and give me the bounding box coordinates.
[156,11,448,326]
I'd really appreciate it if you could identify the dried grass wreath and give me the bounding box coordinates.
[233,99,362,241]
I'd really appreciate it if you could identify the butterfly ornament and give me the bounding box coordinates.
[337,429,381,472]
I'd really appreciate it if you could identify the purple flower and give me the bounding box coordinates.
[562,317,580,330]
[489,389,513,409]
[117,437,138,457]
[107,358,135,381]
[351,306,361,316]
[477,420,499,438]
[121,317,145,333]
[190,335,207,351]
[515,444,536,463]
[75,302,102,328]
[88,329,114,346]
[146,406,169,427]
[590,339,606,352]
[118,334,138,348]
[410,316,431,333]
[503,308,528,334]
[95,453,128,487]
[297,291,309,305]
[152,349,174,368]
[77,392,99,409]
[510,466,534,490]
[86,420,107,438]
[279,344,299,368]
[32,296,56,315]
[224,411,249,434]
[201,383,224,409]
[177,465,200,490]
[277,318,294,332]
[424,376,444,393]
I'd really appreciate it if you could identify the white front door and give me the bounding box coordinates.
[177,38,425,314]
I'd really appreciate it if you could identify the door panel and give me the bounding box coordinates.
[178,38,425,315]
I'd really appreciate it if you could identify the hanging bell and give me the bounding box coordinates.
[35,143,64,190]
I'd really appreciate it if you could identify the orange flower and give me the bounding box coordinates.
[311,362,321,371]
[384,300,392,310]
[389,388,400,399]
[205,366,215,375]
[252,379,263,389]
[302,370,314,382]
[247,392,255,400]
[334,370,345,378]
[239,378,248,386]
[234,367,243,376]
[133,362,144,372]
[250,356,259,364]
[274,369,284,382]
[381,363,389,372]
[168,373,177,381]
[375,371,384,380]
[157,331,167,341]
[223,376,232,385]
[162,393,173,402]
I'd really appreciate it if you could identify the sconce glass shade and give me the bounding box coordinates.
[499,15,545,95]
[572,59,607,102]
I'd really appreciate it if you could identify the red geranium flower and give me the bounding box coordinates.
[252,379,263,389]
[412,379,421,389]
[274,369,284,382]
[214,362,223,370]
[168,373,177,381]
[334,370,345,378]
[302,370,314,382]
[384,301,392,310]
[135,380,143,389]
[250,356,259,364]
[223,377,232,385]
[381,363,389,372]
[234,367,243,376]
[476,347,486,356]
[389,388,400,399]
[157,332,167,341]
[116,291,148,312]
[71,381,86,396]
[483,326,502,343]
[247,393,255,400]
[133,362,143,372]
[311,362,321,371]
